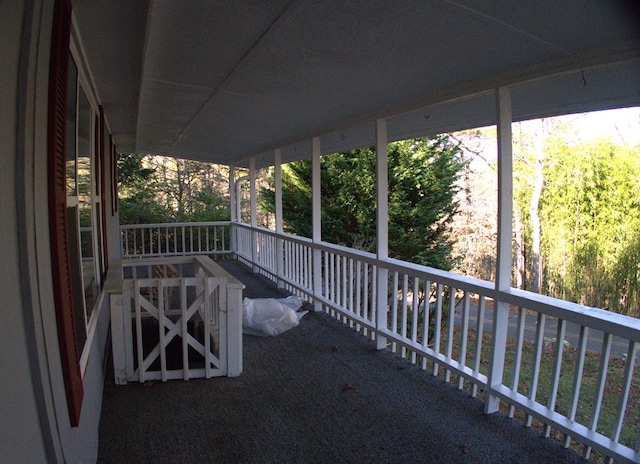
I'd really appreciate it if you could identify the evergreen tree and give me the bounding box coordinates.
[260,136,466,270]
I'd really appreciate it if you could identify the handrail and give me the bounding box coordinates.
[121,221,640,463]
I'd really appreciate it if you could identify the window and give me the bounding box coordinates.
[47,0,109,427]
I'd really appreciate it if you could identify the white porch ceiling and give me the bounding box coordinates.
[72,0,640,168]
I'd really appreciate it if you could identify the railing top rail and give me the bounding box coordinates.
[122,256,195,268]
[121,221,231,229]
[386,256,494,295]
[194,256,245,289]
[502,287,640,342]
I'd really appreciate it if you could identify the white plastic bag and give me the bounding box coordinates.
[242,296,308,337]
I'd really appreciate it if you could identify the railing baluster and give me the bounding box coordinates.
[411,277,419,364]
[544,318,567,437]
[342,256,347,316]
[348,258,355,328]
[134,280,144,383]
[158,279,167,382]
[355,260,362,332]
[584,332,613,459]
[181,279,189,380]
[421,280,431,370]
[509,306,527,418]
[363,262,370,336]
[611,341,638,443]
[445,286,455,383]
[564,325,589,448]
[401,274,409,358]
[526,312,546,427]
[471,296,486,397]
[433,283,443,377]
[391,272,399,353]
[458,292,470,390]
[371,265,377,340]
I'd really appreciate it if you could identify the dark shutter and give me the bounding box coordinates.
[47,0,84,427]
[111,136,118,215]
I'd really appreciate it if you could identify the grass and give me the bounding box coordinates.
[395,324,639,463]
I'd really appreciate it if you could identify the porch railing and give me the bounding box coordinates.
[122,221,640,463]
[120,222,231,258]
[109,255,244,385]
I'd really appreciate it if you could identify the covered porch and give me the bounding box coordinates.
[4,1,639,463]
[103,222,640,463]
[99,259,588,464]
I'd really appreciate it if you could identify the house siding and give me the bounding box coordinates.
[1,1,116,462]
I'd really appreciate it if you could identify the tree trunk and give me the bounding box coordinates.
[529,121,545,293]
[514,207,525,289]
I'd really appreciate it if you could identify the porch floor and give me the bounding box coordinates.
[98,259,587,464]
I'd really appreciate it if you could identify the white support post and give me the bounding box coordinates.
[229,165,237,256]
[109,292,127,385]
[249,157,258,272]
[312,137,323,311]
[376,119,389,350]
[485,86,514,414]
[275,149,285,289]
[226,280,244,377]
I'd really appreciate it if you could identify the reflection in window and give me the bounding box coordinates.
[77,88,97,316]
[66,58,77,196]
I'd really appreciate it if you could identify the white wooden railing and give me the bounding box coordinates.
[109,255,244,385]
[121,221,640,463]
[232,223,640,464]
[120,222,231,258]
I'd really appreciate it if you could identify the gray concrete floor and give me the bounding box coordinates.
[98,259,588,464]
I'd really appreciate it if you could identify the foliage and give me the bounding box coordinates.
[117,153,170,224]
[515,136,640,316]
[260,136,466,269]
[117,154,230,224]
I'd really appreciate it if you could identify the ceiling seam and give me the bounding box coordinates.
[442,0,570,56]
[169,0,307,149]
[134,0,157,153]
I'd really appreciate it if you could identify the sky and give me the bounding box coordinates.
[546,106,640,146]
[461,106,640,169]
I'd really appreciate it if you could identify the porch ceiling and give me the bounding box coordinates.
[72,0,640,168]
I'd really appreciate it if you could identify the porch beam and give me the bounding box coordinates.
[376,119,389,350]
[312,137,322,311]
[274,149,285,288]
[486,86,513,414]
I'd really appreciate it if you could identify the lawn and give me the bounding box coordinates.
[404,325,639,463]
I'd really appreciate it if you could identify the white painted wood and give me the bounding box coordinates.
[433,284,443,377]
[411,277,419,363]
[401,274,408,358]
[375,118,389,350]
[611,341,637,443]
[445,287,456,382]
[471,296,486,397]
[486,86,513,414]
[391,272,399,353]
[564,325,589,448]
[584,332,613,459]
[509,306,527,418]
[526,312,546,427]
[274,151,284,287]
[312,137,322,312]
[458,292,470,390]
[421,280,432,370]
[109,292,128,385]
[545,318,567,437]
